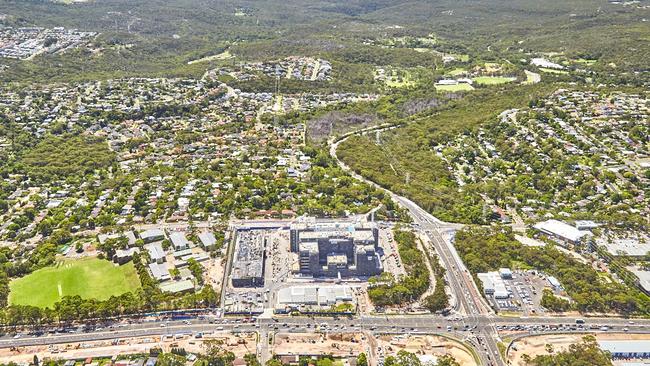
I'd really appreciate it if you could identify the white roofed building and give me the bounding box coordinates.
[533,219,592,246]
[198,231,217,250]
[478,272,509,299]
[598,340,650,359]
[276,285,354,312]
[169,231,189,251]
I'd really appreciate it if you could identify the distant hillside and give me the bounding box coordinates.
[0,0,647,82]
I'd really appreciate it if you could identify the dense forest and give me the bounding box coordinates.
[1,0,648,83]
[17,135,116,183]
[337,84,553,224]
[368,228,448,312]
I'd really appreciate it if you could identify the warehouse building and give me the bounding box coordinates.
[547,276,562,291]
[630,268,650,296]
[533,219,592,246]
[598,340,650,359]
[602,238,650,258]
[290,221,382,278]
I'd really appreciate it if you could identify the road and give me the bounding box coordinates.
[330,128,506,365]
[3,315,650,360]
[2,126,649,365]
[327,126,650,366]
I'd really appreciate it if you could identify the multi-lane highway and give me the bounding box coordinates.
[3,315,650,362]
[329,127,650,366]
[331,128,508,365]
[0,127,647,365]
[394,196,503,366]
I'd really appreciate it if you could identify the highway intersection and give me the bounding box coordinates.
[0,127,647,366]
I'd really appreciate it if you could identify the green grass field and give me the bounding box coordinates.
[435,83,475,92]
[448,68,467,76]
[473,76,517,85]
[9,257,141,308]
[539,68,569,75]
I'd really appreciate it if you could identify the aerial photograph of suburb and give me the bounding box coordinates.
[0,0,648,365]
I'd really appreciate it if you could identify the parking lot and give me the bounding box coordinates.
[378,225,406,279]
[488,270,561,315]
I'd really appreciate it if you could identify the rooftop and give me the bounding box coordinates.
[277,285,353,306]
[159,279,195,293]
[603,239,650,257]
[533,219,592,242]
[598,340,650,353]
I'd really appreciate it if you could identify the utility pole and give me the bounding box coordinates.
[274,75,280,124]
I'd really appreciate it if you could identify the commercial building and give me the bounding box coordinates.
[478,271,509,299]
[289,222,382,278]
[533,219,592,246]
[630,268,650,296]
[231,229,266,287]
[499,268,513,279]
[276,285,354,311]
[598,340,650,359]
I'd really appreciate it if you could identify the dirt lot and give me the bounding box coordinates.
[377,335,477,366]
[507,333,650,366]
[0,332,256,363]
[205,256,226,289]
[273,333,366,357]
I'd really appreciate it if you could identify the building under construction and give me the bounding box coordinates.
[231,229,266,287]
[289,221,382,278]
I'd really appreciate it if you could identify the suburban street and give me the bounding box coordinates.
[328,126,650,366]
[0,126,647,366]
